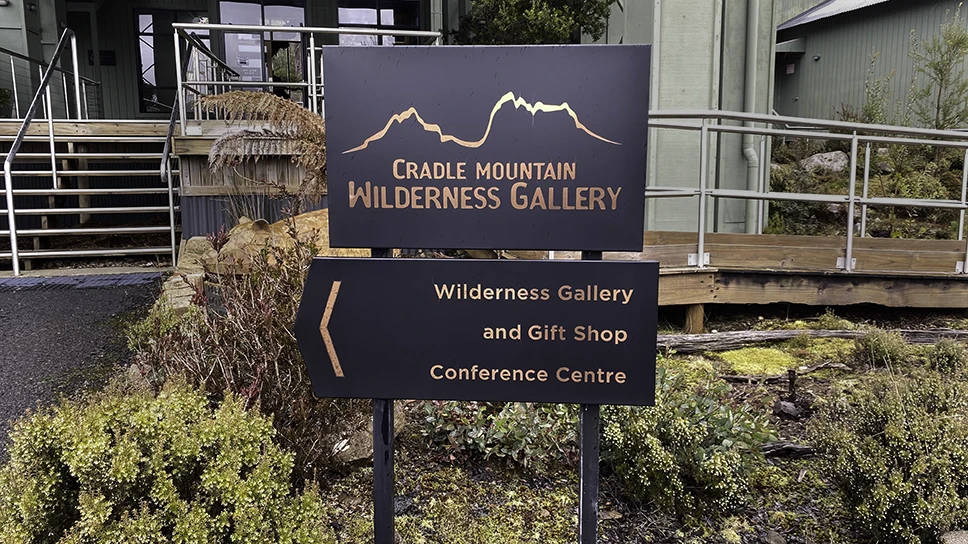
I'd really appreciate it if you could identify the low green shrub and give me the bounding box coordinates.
[811,371,968,543]
[418,401,578,473]
[0,379,332,544]
[129,219,369,479]
[929,339,968,374]
[858,329,909,367]
[602,359,775,520]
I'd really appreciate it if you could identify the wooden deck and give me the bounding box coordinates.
[624,232,968,309]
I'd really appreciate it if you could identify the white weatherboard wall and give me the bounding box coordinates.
[586,0,776,233]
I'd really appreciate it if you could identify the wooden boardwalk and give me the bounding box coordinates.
[602,232,968,310]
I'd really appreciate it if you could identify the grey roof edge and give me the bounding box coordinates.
[778,0,892,31]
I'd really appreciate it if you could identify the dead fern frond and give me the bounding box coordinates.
[200,91,326,202]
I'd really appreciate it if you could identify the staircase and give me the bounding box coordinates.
[0,120,179,272]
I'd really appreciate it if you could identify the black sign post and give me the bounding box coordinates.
[302,43,653,543]
[579,250,602,544]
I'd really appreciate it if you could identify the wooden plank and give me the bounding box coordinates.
[710,271,968,308]
[173,138,215,155]
[853,248,963,274]
[706,231,847,249]
[0,121,169,137]
[607,244,697,267]
[707,243,842,270]
[658,272,716,306]
[854,237,965,252]
[643,231,698,245]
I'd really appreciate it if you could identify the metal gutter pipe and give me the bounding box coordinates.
[743,0,760,233]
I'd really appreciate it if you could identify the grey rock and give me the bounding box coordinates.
[773,400,801,419]
[760,530,786,544]
[334,401,406,463]
[942,531,968,544]
[800,151,849,173]
[875,147,895,173]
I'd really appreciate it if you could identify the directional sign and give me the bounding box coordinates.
[295,258,659,405]
[323,45,651,251]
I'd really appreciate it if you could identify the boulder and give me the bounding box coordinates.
[876,147,895,173]
[799,151,849,174]
[199,209,370,275]
[943,531,968,544]
[760,531,787,544]
[333,401,406,463]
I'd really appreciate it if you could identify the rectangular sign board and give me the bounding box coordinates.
[323,45,651,251]
[295,258,658,405]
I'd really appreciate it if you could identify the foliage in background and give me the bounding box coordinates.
[602,358,776,521]
[811,370,968,543]
[452,0,614,44]
[857,329,910,368]
[418,401,579,473]
[910,5,968,130]
[200,92,326,202]
[929,338,968,374]
[773,9,968,240]
[0,379,332,544]
[128,212,369,480]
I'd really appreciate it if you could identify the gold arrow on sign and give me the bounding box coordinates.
[319,280,344,378]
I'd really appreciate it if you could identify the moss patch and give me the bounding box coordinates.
[781,338,857,365]
[719,348,798,376]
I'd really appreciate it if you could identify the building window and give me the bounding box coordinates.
[136,10,209,113]
[338,0,422,45]
[219,0,306,101]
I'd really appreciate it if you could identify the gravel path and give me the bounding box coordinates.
[0,274,162,452]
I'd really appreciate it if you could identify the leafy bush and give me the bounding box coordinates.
[418,401,578,473]
[858,330,909,367]
[0,379,332,544]
[929,339,968,374]
[811,371,968,543]
[602,359,776,520]
[129,216,369,480]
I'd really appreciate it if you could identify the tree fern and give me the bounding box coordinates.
[200,91,326,201]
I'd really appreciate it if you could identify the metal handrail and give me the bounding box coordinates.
[159,35,200,268]
[3,28,83,276]
[173,22,444,39]
[650,109,968,141]
[0,43,100,86]
[647,111,968,275]
[178,30,239,77]
[171,22,443,130]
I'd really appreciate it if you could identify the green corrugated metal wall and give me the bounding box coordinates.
[776,0,967,121]
[587,0,777,233]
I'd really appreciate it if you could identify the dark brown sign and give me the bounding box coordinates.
[294,258,658,405]
[323,45,651,251]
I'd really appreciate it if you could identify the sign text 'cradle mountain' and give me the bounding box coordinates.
[294,258,659,405]
[323,45,651,251]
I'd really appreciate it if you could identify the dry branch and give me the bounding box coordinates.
[657,328,968,354]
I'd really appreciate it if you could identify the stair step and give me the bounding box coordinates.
[4,206,178,215]
[0,226,173,236]
[10,153,166,160]
[10,170,179,177]
[12,188,178,196]
[0,247,173,259]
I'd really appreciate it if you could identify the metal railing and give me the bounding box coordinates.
[648,110,968,274]
[170,22,442,134]
[0,41,100,119]
[3,28,176,276]
[159,34,204,268]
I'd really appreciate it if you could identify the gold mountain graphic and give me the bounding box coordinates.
[343,91,620,154]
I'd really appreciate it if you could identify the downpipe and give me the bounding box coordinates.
[743,0,760,234]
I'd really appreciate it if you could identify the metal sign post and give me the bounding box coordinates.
[579,250,602,544]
